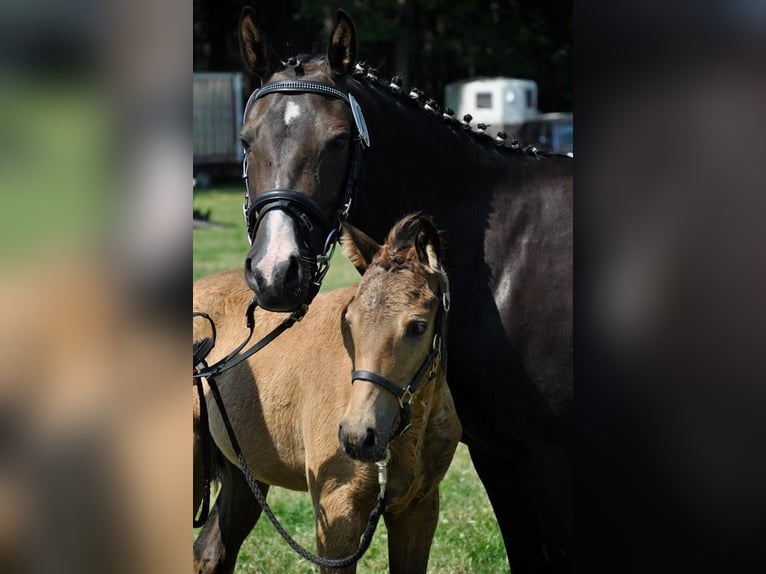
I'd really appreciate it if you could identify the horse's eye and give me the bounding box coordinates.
[406,320,428,338]
[329,134,349,150]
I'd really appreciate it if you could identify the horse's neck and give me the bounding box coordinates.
[351,80,511,245]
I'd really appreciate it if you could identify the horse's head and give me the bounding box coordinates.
[238,8,363,312]
[338,214,450,462]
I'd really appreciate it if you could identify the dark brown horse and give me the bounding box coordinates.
[194,215,461,573]
[208,8,572,573]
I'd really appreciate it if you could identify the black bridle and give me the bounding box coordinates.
[241,79,369,305]
[351,275,451,440]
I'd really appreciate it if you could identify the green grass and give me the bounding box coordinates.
[193,186,508,572]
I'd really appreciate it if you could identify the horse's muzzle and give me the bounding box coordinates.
[243,208,318,312]
[243,254,305,313]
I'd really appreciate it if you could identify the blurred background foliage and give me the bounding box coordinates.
[193,0,572,112]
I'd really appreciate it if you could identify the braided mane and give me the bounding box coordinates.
[270,55,566,160]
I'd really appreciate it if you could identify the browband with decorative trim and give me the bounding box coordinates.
[242,80,370,148]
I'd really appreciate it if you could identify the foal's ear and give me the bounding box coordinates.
[340,220,380,275]
[414,216,443,272]
[239,7,272,80]
[327,9,357,78]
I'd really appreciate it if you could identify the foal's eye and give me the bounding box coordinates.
[406,320,428,338]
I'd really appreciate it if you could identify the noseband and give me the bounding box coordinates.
[241,79,369,303]
[351,276,451,440]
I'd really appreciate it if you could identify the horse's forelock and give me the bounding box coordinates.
[267,54,331,82]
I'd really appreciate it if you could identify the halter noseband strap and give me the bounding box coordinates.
[248,189,333,239]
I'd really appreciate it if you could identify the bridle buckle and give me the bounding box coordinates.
[399,386,413,408]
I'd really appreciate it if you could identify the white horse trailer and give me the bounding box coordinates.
[444,77,538,136]
[193,72,244,185]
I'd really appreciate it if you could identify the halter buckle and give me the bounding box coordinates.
[399,386,413,408]
[432,333,442,353]
[299,212,314,232]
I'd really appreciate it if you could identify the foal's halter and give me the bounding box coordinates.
[241,79,369,303]
[351,275,451,440]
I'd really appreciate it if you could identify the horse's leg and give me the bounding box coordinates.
[311,486,375,574]
[384,488,440,574]
[469,441,571,573]
[193,456,268,574]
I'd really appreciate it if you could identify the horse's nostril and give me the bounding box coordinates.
[363,428,376,451]
[282,254,300,288]
[244,261,265,289]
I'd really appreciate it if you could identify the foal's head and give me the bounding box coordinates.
[338,214,449,462]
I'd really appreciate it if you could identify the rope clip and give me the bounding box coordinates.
[375,448,392,499]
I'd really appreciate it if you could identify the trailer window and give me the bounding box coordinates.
[476,92,492,108]
[526,89,534,109]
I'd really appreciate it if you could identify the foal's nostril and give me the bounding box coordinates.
[363,428,376,451]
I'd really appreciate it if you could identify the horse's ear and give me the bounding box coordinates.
[327,9,357,78]
[239,7,272,80]
[340,220,380,275]
[414,215,443,272]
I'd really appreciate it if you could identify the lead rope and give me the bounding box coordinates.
[203,369,387,569]
[192,377,212,527]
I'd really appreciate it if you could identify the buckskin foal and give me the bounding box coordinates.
[193,214,461,574]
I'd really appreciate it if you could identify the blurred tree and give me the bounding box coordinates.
[194,0,572,111]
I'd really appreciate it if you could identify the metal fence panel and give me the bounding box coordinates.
[193,73,243,165]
